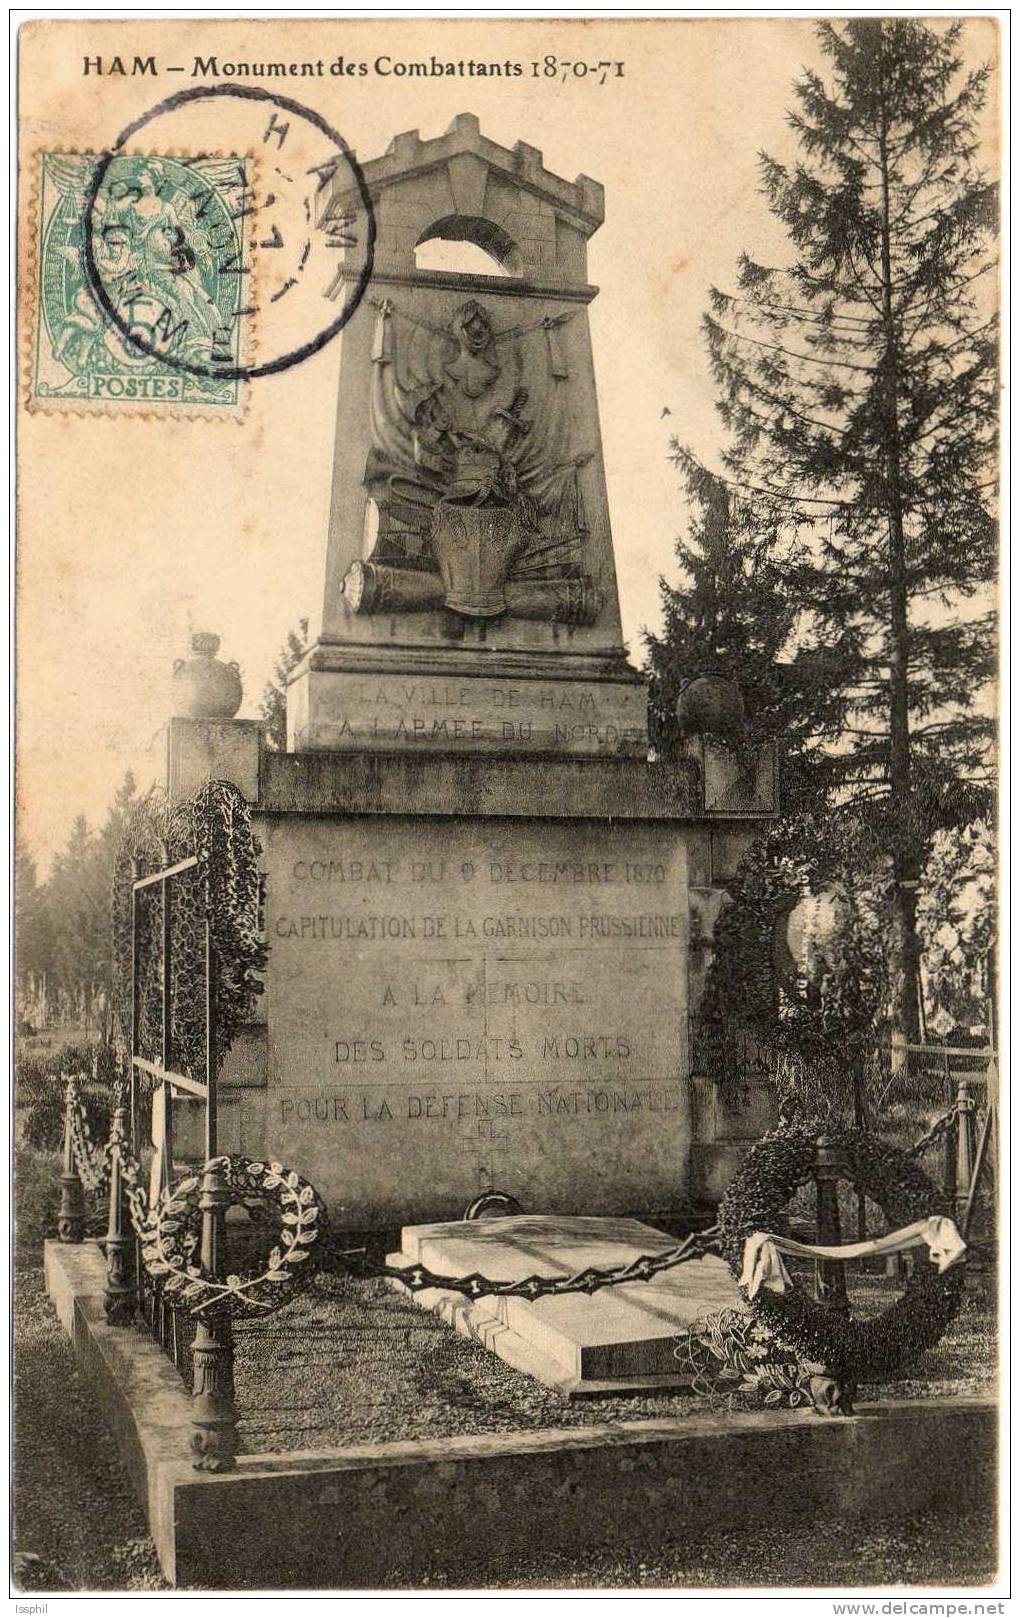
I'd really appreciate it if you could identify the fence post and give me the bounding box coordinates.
[851,1068,868,1242]
[103,1088,135,1325]
[954,1079,975,1227]
[941,1051,957,1208]
[813,1134,849,1313]
[962,1085,994,1242]
[190,1156,238,1471]
[57,1077,86,1244]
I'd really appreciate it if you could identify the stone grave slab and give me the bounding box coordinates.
[387,1213,742,1396]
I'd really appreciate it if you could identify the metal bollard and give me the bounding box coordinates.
[57,1078,86,1244]
[103,1089,136,1326]
[190,1157,238,1471]
[813,1135,849,1313]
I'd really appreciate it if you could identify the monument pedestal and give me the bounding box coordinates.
[156,726,774,1230]
[387,1214,742,1395]
[288,642,650,758]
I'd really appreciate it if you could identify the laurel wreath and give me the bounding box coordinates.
[718,1120,964,1386]
[141,1155,326,1318]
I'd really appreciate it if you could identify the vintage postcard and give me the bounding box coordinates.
[13,13,1003,1603]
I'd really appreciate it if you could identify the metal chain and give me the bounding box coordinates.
[908,1099,973,1160]
[69,1078,151,1237]
[65,1078,110,1196]
[322,1225,722,1303]
[76,1082,723,1311]
[119,1146,152,1241]
[101,1089,154,1239]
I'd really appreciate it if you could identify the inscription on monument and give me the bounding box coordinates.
[294,671,648,755]
[263,817,691,1222]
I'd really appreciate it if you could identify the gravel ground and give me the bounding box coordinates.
[236,1272,709,1451]
[13,1267,168,1592]
[234,1268,996,1453]
[371,1507,998,1590]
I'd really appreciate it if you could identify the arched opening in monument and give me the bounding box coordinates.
[414,215,520,276]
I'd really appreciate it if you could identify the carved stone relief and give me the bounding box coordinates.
[341,296,603,627]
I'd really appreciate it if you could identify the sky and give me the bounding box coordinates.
[16,16,999,870]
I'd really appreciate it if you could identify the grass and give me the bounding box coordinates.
[13,1117,999,1592]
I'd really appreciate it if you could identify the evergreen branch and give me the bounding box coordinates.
[725,290,876,330]
[707,346,864,442]
[672,447,867,513]
[707,319,877,375]
[841,248,887,319]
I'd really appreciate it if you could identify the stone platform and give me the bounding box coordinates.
[43,1241,997,1589]
[387,1214,741,1394]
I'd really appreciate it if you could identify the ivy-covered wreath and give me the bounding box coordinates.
[142,1156,326,1318]
[112,781,267,1081]
[718,1122,964,1386]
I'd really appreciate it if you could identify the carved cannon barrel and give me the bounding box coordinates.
[343,560,603,626]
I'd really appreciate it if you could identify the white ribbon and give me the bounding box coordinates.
[739,1216,967,1300]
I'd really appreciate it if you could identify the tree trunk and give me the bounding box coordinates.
[878,103,922,1067]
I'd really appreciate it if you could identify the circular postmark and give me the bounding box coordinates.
[82,85,375,382]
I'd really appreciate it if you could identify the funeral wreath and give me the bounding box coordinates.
[142,1155,326,1318]
[718,1121,965,1387]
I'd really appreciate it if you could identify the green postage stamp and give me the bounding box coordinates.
[28,152,253,414]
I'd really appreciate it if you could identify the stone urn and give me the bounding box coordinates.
[675,674,746,745]
[171,633,243,720]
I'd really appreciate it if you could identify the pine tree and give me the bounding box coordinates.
[683,19,998,1053]
[44,815,107,1024]
[259,618,309,751]
[644,464,850,812]
[14,849,54,1023]
[31,772,140,1028]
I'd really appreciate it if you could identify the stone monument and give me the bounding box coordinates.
[161,115,777,1233]
[288,111,645,758]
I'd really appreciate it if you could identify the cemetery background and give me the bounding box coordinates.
[13,15,997,1605]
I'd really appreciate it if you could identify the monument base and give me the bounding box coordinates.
[43,1241,997,1589]
[287,642,649,757]
[387,1214,742,1395]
